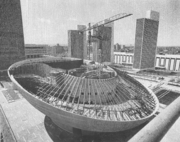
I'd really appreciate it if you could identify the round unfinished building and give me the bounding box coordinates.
[8,57,159,134]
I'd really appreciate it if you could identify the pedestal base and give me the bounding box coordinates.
[44,116,148,142]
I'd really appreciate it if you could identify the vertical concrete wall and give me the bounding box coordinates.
[141,19,159,69]
[92,26,113,63]
[105,22,114,63]
[146,10,160,21]
[133,19,144,69]
[92,20,114,63]
[67,31,72,57]
[68,28,86,59]
[68,30,84,59]
[77,25,87,59]
[92,41,98,62]
[0,0,25,70]
[100,26,112,62]
[92,28,98,62]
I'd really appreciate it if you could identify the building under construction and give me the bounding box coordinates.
[68,13,132,64]
[8,57,159,134]
[0,0,163,137]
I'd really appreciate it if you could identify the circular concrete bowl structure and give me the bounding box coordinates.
[8,57,159,133]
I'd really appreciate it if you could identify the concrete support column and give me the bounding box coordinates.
[163,58,166,67]
[168,59,171,70]
[173,59,176,71]
[129,96,180,142]
[159,57,161,66]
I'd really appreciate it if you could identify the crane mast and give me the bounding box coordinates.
[85,13,132,60]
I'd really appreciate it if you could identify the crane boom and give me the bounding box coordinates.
[84,13,132,31]
[85,12,132,61]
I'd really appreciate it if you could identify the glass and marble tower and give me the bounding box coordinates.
[133,10,159,70]
[0,0,25,70]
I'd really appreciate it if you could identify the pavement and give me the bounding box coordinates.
[2,100,52,142]
[0,86,52,142]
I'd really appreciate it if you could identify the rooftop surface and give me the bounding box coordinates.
[0,76,180,142]
[114,52,180,58]
[0,87,52,142]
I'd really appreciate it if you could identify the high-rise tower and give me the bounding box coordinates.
[68,25,87,59]
[133,10,159,70]
[0,0,25,70]
[92,20,114,63]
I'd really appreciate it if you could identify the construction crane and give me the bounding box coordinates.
[83,13,132,60]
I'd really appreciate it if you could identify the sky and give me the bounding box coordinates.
[20,0,180,46]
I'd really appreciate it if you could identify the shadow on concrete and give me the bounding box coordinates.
[44,116,149,142]
[0,105,17,142]
[156,90,180,106]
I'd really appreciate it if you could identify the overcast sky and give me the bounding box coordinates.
[21,0,180,46]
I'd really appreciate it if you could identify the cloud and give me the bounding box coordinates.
[38,18,52,24]
[67,17,77,21]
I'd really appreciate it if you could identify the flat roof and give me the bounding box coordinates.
[114,52,180,58]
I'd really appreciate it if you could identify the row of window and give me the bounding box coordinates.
[26,55,42,59]
[114,54,180,71]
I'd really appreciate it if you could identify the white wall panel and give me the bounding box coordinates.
[130,56,132,63]
[127,55,129,63]
[170,59,175,71]
[114,55,117,63]
[175,60,180,71]
[165,58,169,70]
[116,55,118,63]
[120,55,123,63]
[122,55,124,62]
[160,58,165,66]
[117,55,120,63]
[156,58,159,67]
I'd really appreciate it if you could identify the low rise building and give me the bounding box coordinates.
[25,44,47,59]
[114,52,180,72]
[46,44,67,57]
